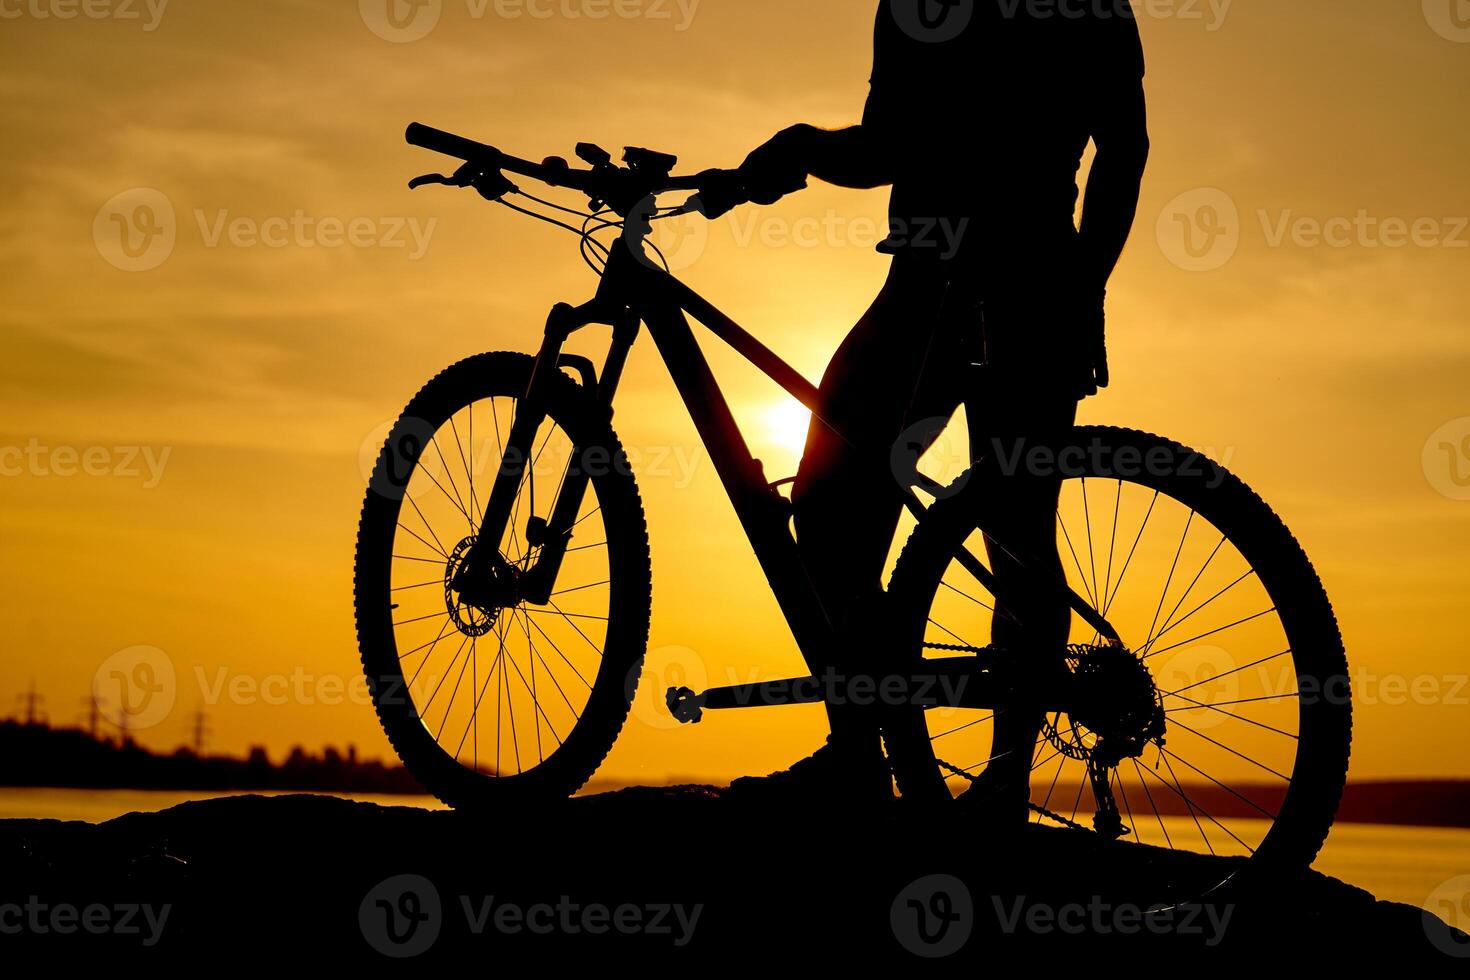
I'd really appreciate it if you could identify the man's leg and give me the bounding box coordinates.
[963,349,1081,808]
[790,257,959,750]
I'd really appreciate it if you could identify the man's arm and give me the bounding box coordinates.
[742,122,893,193]
[1078,10,1150,293]
[1079,83,1149,293]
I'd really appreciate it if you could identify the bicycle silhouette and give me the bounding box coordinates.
[355,123,1352,901]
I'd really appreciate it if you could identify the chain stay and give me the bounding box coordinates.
[922,639,1133,839]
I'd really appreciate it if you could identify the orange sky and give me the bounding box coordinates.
[2,0,1469,784]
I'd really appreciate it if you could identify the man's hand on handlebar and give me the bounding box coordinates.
[688,124,814,220]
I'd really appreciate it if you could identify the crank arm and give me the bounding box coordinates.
[665,654,1075,724]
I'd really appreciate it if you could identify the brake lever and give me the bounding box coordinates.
[409,167,519,202]
[408,172,463,190]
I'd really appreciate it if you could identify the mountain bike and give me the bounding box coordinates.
[354,122,1351,898]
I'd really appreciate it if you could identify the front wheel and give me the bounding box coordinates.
[884,426,1352,897]
[354,352,652,809]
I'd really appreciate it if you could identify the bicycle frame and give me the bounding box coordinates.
[460,237,1120,690]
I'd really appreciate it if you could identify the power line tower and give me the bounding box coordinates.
[188,707,211,755]
[79,693,106,739]
[16,679,45,726]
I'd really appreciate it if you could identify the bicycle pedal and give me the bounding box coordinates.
[665,686,705,725]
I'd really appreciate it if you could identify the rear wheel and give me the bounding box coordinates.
[354,352,651,809]
[884,426,1351,896]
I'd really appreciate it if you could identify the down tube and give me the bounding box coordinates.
[638,301,839,671]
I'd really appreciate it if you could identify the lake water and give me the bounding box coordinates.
[3,788,1467,935]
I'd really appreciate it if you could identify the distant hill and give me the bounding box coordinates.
[0,720,424,795]
[2,721,1467,828]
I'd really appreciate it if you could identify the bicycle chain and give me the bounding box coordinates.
[922,640,1094,836]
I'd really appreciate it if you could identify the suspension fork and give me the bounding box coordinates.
[455,299,635,604]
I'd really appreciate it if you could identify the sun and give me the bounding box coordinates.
[758,399,814,471]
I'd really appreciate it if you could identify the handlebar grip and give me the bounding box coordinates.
[405,123,502,165]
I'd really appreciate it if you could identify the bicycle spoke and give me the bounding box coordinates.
[1161,751,1214,855]
[1167,717,1292,780]
[1141,568,1259,656]
[433,631,477,741]
[429,434,473,531]
[940,580,996,614]
[1056,507,1098,607]
[1101,479,1122,611]
[1162,648,1292,699]
[421,631,472,717]
[525,613,594,688]
[398,516,448,560]
[1159,747,1277,822]
[552,579,610,597]
[1101,489,1158,617]
[1143,510,1193,654]
[518,609,583,718]
[1163,691,1300,738]
[1132,757,1173,848]
[1137,756,1250,853]
[1137,533,1227,656]
[391,579,442,593]
[1081,478,1100,607]
[1143,607,1277,661]
[931,712,994,742]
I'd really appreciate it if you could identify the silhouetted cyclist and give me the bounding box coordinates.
[706,0,1150,810]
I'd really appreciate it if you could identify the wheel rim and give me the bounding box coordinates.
[378,393,614,779]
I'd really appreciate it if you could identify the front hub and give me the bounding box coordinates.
[444,536,517,636]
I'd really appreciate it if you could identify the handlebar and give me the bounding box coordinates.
[405,122,704,211]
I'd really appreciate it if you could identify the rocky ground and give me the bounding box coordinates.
[1,787,1464,964]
